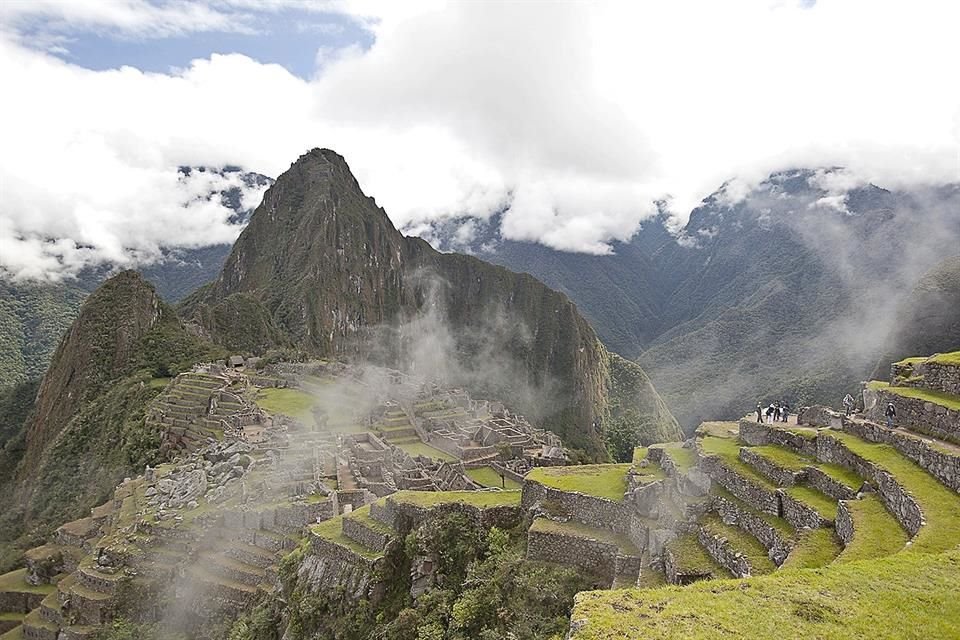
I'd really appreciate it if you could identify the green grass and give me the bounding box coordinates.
[696,421,739,438]
[530,518,639,555]
[699,437,775,490]
[389,489,521,509]
[666,533,727,576]
[651,442,697,473]
[466,466,521,490]
[526,464,632,501]
[569,549,960,640]
[310,516,383,560]
[0,613,24,621]
[868,381,960,411]
[784,486,837,521]
[632,446,648,464]
[929,351,960,366]
[0,569,55,594]
[0,624,23,640]
[829,432,960,554]
[345,504,394,537]
[748,445,812,471]
[780,528,842,569]
[255,387,317,420]
[148,376,172,389]
[834,495,909,564]
[394,440,457,462]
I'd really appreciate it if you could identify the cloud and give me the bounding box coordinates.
[1,0,959,280]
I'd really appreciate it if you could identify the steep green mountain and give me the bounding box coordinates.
[425,173,960,429]
[0,279,87,389]
[871,255,960,378]
[0,270,222,570]
[182,149,679,455]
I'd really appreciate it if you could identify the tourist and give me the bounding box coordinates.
[756,402,763,423]
[780,402,790,422]
[843,393,855,416]
[884,402,896,428]
[765,404,777,423]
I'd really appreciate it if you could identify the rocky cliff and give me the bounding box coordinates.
[182,149,678,454]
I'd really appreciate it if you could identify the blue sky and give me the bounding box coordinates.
[14,5,372,78]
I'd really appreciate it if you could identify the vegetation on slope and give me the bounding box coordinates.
[526,464,633,501]
[570,550,960,639]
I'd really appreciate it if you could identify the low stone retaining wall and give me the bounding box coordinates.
[712,495,792,565]
[696,527,751,578]
[913,361,960,396]
[342,518,391,552]
[390,500,522,533]
[739,448,800,486]
[866,389,960,445]
[698,455,779,516]
[842,418,960,492]
[779,491,830,529]
[663,545,712,586]
[836,500,855,545]
[815,434,924,536]
[0,591,46,613]
[526,522,619,584]
[304,535,381,598]
[521,481,634,534]
[804,467,859,500]
[738,420,817,457]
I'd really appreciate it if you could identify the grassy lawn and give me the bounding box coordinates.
[749,445,812,471]
[526,464,632,501]
[667,533,727,576]
[466,466,521,490]
[834,494,909,564]
[696,421,739,438]
[784,486,837,521]
[698,513,776,575]
[255,387,316,421]
[147,376,172,389]
[530,518,638,555]
[780,528,842,569]
[869,381,960,411]
[311,516,383,560]
[0,569,55,594]
[569,549,960,640]
[395,440,457,462]
[829,432,960,554]
[389,490,521,509]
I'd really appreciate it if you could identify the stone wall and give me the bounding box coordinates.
[304,534,381,599]
[779,491,830,529]
[739,448,800,486]
[866,389,960,445]
[796,406,843,429]
[698,454,779,516]
[696,527,751,578]
[521,481,634,533]
[913,361,960,396]
[804,467,859,500]
[815,434,924,536]
[712,495,791,565]
[663,546,712,586]
[342,518,391,552]
[389,500,522,533]
[841,418,960,492]
[738,420,817,456]
[526,522,619,585]
[835,500,854,545]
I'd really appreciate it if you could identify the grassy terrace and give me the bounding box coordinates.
[530,518,639,556]
[749,439,862,490]
[389,489,521,509]
[345,504,394,537]
[780,528,842,569]
[698,513,776,575]
[394,440,457,462]
[256,387,316,420]
[0,626,23,640]
[0,569,55,594]
[466,466,521,490]
[667,533,728,577]
[699,437,775,489]
[526,464,633,501]
[310,516,383,560]
[829,432,960,554]
[867,380,960,411]
[929,350,960,366]
[651,442,697,473]
[784,486,837,521]
[711,487,793,538]
[835,495,909,564]
[570,550,960,640]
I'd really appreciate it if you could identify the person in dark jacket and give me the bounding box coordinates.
[756,402,763,423]
[884,402,896,428]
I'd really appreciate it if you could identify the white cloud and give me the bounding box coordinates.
[1,0,959,280]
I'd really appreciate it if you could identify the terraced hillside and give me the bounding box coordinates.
[563,362,960,639]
